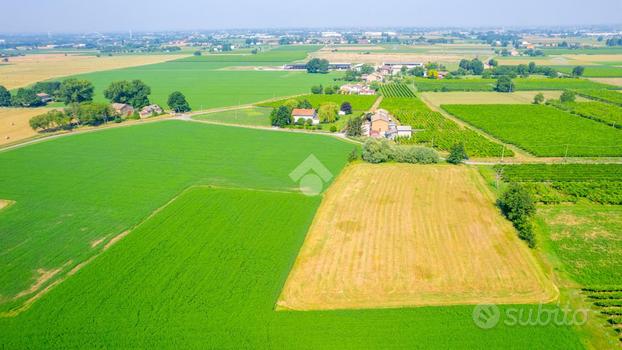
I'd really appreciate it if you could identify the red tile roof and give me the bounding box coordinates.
[291,109,316,116]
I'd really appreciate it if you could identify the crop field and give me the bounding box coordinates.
[575,89,622,105]
[0,120,353,313]
[0,54,188,89]
[380,97,512,157]
[0,185,583,348]
[549,101,622,128]
[413,77,617,92]
[0,107,56,146]
[442,104,622,157]
[495,164,622,204]
[554,65,622,77]
[536,205,622,286]
[193,106,272,126]
[589,78,622,87]
[259,94,378,111]
[420,91,570,107]
[279,164,556,311]
[379,83,416,97]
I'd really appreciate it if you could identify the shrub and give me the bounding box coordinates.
[329,125,337,133]
[560,90,576,103]
[393,146,440,164]
[362,138,394,163]
[362,139,439,164]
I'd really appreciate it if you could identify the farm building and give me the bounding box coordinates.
[365,110,412,140]
[340,84,376,95]
[112,103,135,117]
[283,64,308,70]
[36,93,52,103]
[139,104,163,118]
[291,109,319,125]
[328,63,352,70]
[370,109,395,135]
[362,72,383,83]
[381,62,424,75]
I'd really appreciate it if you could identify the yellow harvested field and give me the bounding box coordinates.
[278,164,556,311]
[420,91,585,107]
[0,54,188,89]
[0,108,54,146]
[588,78,622,87]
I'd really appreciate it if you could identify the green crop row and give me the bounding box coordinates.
[575,89,622,106]
[547,100,622,128]
[496,164,622,182]
[380,83,416,98]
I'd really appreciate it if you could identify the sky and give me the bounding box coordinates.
[1,0,621,33]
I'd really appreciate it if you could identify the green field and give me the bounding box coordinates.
[380,83,416,97]
[0,120,353,311]
[193,106,272,126]
[259,94,378,112]
[575,89,622,105]
[548,100,622,128]
[536,204,622,286]
[554,65,622,77]
[380,97,512,157]
[442,104,622,157]
[0,185,583,348]
[63,46,342,110]
[413,77,617,92]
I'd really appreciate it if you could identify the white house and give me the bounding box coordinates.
[291,109,319,125]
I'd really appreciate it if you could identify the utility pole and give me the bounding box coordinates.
[564,144,569,160]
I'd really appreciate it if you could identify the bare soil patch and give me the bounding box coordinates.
[277,164,556,311]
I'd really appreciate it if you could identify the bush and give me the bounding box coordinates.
[329,125,337,133]
[362,138,439,164]
[347,148,359,162]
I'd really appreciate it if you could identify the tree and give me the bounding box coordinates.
[167,91,191,113]
[13,88,43,107]
[310,85,323,94]
[29,110,71,131]
[344,69,360,81]
[572,66,585,77]
[58,79,94,104]
[560,90,576,103]
[340,101,352,115]
[345,116,363,137]
[528,62,537,74]
[497,183,537,247]
[459,59,471,71]
[362,138,394,163]
[410,66,425,77]
[283,99,299,111]
[324,86,335,95]
[488,58,498,67]
[446,143,468,164]
[73,102,115,125]
[270,105,291,127]
[470,59,484,75]
[0,85,11,107]
[533,93,545,104]
[32,81,61,96]
[318,102,339,123]
[495,76,514,92]
[306,58,329,74]
[297,99,312,109]
[103,80,151,109]
[360,64,375,75]
[427,69,439,79]
[193,51,202,56]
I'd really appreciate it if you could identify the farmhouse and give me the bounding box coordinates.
[36,93,52,103]
[139,104,163,118]
[362,72,383,83]
[381,62,424,75]
[370,109,395,135]
[291,108,319,125]
[340,83,376,95]
[328,63,352,70]
[112,103,135,117]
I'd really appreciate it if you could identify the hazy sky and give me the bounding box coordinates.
[1,0,621,33]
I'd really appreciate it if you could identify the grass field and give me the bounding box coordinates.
[0,108,55,146]
[279,164,556,311]
[193,107,272,126]
[0,186,583,348]
[0,54,188,89]
[259,94,378,111]
[554,65,622,77]
[442,104,622,157]
[414,77,617,92]
[0,120,353,312]
[536,205,622,287]
[549,101,622,128]
[575,89,622,105]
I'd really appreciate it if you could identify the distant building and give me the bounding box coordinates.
[291,109,319,125]
[283,64,308,70]
[36,93,52,103]
[328,63,351,70]
[340,83,376,95]
[112,103,135,117]
[362,72,383,83]
[368,110,413,140]
[370,109,392,135]
[396,125,413,139]
[139,104,163,118]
